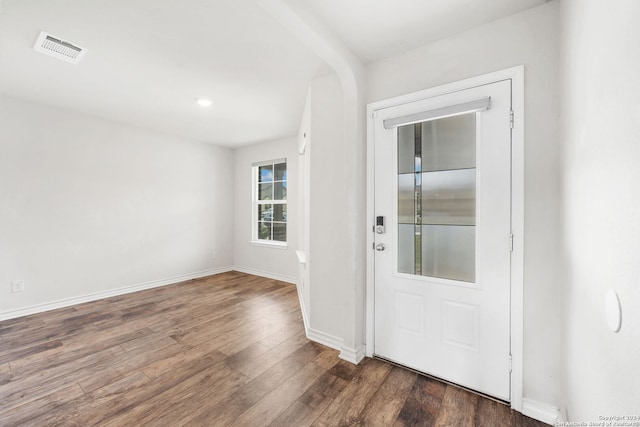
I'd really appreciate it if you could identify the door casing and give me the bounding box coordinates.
[365,66,524,411]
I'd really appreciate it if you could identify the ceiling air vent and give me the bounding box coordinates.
[33,31,87,64]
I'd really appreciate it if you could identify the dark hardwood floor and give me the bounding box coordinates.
[0,271,548,426]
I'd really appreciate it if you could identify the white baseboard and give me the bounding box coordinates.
[295,282,310,333]
[0,266,233,321]
[232,266,296,285]
[522,398,562,425]
[339,345,366,364]
[307,327,343,352]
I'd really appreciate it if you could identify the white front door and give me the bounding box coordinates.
[373,79,512,401]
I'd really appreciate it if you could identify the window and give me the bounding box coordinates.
[253,159,287,244]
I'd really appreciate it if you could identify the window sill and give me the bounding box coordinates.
[250,240,288,250]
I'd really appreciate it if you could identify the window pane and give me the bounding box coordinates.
[259,204,273,222]
[422,225,475,282]
[259,183,273,200]
[255,161,286,243]
[258,222,272,240]
[274,163,287,181]
[274,204,287,222]
[274,181,287,200]
[422,169,475,225]
[259,165,273,182]
[273,223,286,242]
[421,114,475,172]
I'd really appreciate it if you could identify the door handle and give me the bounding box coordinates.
[375,243,386,251]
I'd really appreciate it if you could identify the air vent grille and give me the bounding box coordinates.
[33,31,87,64]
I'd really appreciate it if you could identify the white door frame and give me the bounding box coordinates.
[365,66,524,411]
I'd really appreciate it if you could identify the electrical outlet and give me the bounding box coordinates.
[11,280,25,293]
[212,252,217,260]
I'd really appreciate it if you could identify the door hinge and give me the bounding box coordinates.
[509,233,514,252]
[509,354,513,373]
[510,110,514,129]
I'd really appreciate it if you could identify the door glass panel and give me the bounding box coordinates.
[398,224,416,274]
[398,125,417,174]
[397,113,476,282]
[421,114,475,172]
[422,225,475,282]
[422,169,475,226]
[398,174,415,224]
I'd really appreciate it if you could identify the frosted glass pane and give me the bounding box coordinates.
[398,174,415,224]
[422,114,475,172]
[422,169,475,225]
[398,224,415,274]
[422,225,475,282]
[398,125,416,174]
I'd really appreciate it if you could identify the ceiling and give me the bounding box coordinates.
[0,0,547,147]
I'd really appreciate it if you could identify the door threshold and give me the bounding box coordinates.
[373,355,510,406]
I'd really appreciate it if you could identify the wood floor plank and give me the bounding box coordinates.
[0,272,550,427]
[434,385,479,427]
[270,369,348,427]
[229,360,326,426]
[0,383,86,427]
[0,345,125,413]
[187,341,326,426]
[312,358,393,426]
[76,340,185,393]
[394,374,447,426]
[361,366,417,426]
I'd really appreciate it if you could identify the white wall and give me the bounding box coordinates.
[307,72,346,344]
[307,1,562,410]
[297,91,312,325]
[233,138,298,283]
[0,96,234,317]
[559,0,640,421]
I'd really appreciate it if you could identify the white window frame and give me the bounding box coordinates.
[252,158,288,248]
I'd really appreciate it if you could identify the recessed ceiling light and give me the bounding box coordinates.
[196,98,212,107]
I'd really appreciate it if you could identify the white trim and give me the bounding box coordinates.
[340,345,366,364]
[307,327,343,352]
[295,280,310,333]
[509,65,526,413]
[522,398,562,425]
[383,96,491,129]
[0,266,233,321]
[250,240,288,249]
[252,159,288,244]
[252,158,286,167]
[232,266,296,285]
[366,66,525,409]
